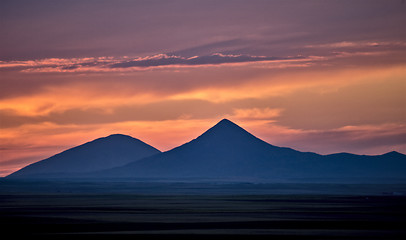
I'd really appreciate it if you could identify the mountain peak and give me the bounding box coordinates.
[196,118,257,143]
[216,118,238,126]
[383,151,405,157]
[107,133,130,137]
[104,134,134,140]
[207,118,246,133]
[89,134,139,145]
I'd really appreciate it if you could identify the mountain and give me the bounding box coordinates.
[7,120,406,182]
[7,134,161,178]
[99,119,406,182]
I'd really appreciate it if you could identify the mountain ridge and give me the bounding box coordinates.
[7,119,406,182]
[98,119,405,181]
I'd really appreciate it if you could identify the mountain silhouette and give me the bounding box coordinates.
[7,119,406,182]
[7,134,160,178]
[99,119,406,181]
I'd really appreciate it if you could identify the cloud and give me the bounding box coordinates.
[4,45,404,74]
[0,99,232,129]
[245,121,406,155]
[271,75,406,130]
[4,43,404,74]
[288,124,406,155]
[0,53,306,73]
[230,107,282,121]
[170,39,246,57]
[109,53,299,68]
[305,41,406,49]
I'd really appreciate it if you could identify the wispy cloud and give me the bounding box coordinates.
[304,41,406,49]
[288,124,406,155]
[109,53,303,68]
[230,107,282,121]
[3,45,403,74]
[0,53,307,73]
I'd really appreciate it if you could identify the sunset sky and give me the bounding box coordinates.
[1,0,406,176]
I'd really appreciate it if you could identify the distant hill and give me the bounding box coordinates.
[7,120,406,183]
[7,134,161,178]
[99,119,406,182]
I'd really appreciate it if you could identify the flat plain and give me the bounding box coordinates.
[1,181,406,239]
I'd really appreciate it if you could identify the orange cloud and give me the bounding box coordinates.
[230,108,282,120]
[305,40,406,49]
[0,53,312,73]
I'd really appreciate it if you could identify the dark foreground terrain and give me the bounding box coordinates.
[1,181,406,239]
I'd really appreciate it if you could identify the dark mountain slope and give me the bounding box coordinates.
[100,120,406,182]
[8,120,406,183]
[7,134,161,178]
[101,119,323,179]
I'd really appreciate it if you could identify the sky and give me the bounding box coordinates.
[1,0,406,176]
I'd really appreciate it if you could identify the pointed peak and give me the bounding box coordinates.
[196,118,254,141]
[211,118,245,131]
[219,118,233,123]
[216,118,238,126]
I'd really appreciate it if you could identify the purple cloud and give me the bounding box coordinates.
[0,53,306,72]
[109,53,302,68]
